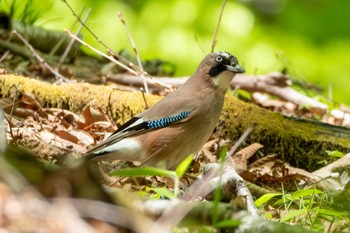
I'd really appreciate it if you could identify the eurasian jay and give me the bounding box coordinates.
[85,52,245,169]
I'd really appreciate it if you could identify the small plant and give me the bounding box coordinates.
[111,154,193,198]
[255,188,348,232]
[325,150,344,158]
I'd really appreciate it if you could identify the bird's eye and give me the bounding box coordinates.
[216,56,223,63]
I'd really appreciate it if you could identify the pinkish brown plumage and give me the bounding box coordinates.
[85,52,245,169]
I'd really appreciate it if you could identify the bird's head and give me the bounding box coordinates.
[195,51,245,91]
[207,51,245,76]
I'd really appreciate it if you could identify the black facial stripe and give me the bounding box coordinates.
[209,63,227,77]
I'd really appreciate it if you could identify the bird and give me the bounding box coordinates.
[85,51,245,170]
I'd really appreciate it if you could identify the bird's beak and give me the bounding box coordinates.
[225,64,245,73]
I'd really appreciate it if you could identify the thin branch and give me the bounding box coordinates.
[61,0,112,53]
[0,50,10,63]
[211,0,227,52]
[3,85,18,142]
[58,8,92,67]
[140,88,149,109]
[61,0,141,74]
[64,30,172,90]
[0,111,7,151]
[118,12,149,94]
[61,0,174,93]
[65,30,137,74]
[227,126,254,158]
[11,30,71,83]
[108,72,329,110]
[205,160,260,216]
[49,8,83,57]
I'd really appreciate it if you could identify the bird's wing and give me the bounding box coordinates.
[85,110,192,156]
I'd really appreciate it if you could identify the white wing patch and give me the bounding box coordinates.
[95,137,141,154]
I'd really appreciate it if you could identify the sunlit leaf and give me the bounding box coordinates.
[316,208,348,219]
[292,189,323,199]
[110,167,176,177]
[147,187,175,199]
[326,150,344,158]
[176,154,193,177]
[280,209,307,223]
[255,193,282,207]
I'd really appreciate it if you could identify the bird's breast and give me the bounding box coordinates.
[138,94,225,169]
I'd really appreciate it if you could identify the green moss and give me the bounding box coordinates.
[0,74,161,125]
[2,74,349,171]
[222,97,350,171]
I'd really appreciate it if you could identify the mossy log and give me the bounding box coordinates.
[1,74,350,171]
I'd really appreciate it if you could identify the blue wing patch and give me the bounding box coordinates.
[84,111,191,157]
[147,111,191,129]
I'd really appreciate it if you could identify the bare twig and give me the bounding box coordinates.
[61,0,173,93]
[61,1,111,53]
[61,0,142,73]
[58,8,92,67]
[0,111,6,151]
[3,85,18,142]
[194,34,209,55]
[64,30,172,90]
[140,88,149,109]
[204,160,260,216]
[62,30,135,75]
[232,72,328,109]
[11,30,71,83]
[108,72,329,110]
[108,73,186,88]
[118,12,149,94]
[49,8,83,57]
[211,0,227,52]
[0,50,10,63]
[227,126,254,158]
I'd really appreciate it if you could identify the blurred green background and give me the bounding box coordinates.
[4,0,350,104]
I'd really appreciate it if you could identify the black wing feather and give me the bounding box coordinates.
[110,116,141,136]
[86,111,191,156]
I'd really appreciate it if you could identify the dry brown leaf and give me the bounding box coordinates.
[249,154,278,169]
[13,108,37,118]
[196,139,218,163]
[77,106,110,129]
[232,143,264,168]
[55,130,79,144]
[38,131,87,154]
[46,108,80,124]
[21,94,48,118]
[68,129,94,147]
[243,154,312,190]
